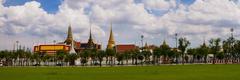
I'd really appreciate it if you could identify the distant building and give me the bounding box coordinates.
[115,44,137,53]
[33,44,70,55]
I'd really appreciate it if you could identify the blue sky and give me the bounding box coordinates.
[4,0,63,13]
[3,0,195,14]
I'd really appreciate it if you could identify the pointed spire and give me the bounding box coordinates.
[107,22,115,49]
[89,25,93,41]
[160,39,169,48]
[163,39,167,45]
[87,22,95,49]
[202,36,207,47]
[64,24,73,45]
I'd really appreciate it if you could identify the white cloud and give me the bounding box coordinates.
[1,0,240,50]
[143,0,177,10]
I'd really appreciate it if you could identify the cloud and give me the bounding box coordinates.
[1,0,240,50]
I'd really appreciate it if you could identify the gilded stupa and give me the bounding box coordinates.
[107,23,115,49]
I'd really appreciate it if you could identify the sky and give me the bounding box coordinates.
[0,0,240,50]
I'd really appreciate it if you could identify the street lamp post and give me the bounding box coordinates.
[175,33,178,64]
[141,35,144,51]
[16,41,19,51]
[175,33,178,48]
[230,28,234,63]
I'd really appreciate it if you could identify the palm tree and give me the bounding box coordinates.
[178,37,190,65]
[209,38,221,64]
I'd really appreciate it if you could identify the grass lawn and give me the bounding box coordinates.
[0,64,240,80]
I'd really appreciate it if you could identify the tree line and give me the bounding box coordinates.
[1,36,240,66]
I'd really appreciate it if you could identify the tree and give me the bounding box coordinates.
[56,50,66,65]
[199,42,209,63]
[89,49,97,66]
[178,37,190,65]
[116,53,124,65]
[66,53,78,66]
[123,51,131,65]
[209,38,221,64]
[187,48,197,63]
[233,40,240,63]
[159,41,171,64]
[79,50,90,66]
[142,50,151,64]
[97,50,105,67]
[153,48,161,65]
[33,52,40,65]
[106,49,116,66]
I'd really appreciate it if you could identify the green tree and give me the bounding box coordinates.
[123,51,131,65]
[106,49,116,66]
[153,48,161,65]
[116,53,124,65]
[56,50,66,65]
[209,38,221,64]
[66,53,78,66]
[142,50,151,64]
[97,50,105,67]
[159,41,171,64]
[187,48,197,63]
[178,37,190,65]
[79,50,89,66]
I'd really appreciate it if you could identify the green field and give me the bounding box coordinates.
[0,64,240,80]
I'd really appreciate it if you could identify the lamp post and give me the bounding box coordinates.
[231,28,234,38]
[175,33,178,48]
[175,33,178,64]
[230,28,234,62]
[141,35,144,51]
[16,41,19,51]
